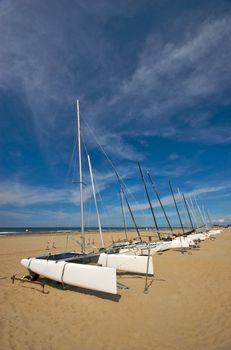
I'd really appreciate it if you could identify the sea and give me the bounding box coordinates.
[0,227,130,236]
[0,226,175,236]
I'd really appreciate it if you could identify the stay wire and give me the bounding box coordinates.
[81,116,147,220]
[80,116,150,240]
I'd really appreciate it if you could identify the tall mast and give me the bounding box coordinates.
[182,193,194,229]
[206,209,213,226]
[147,172,173,233]
[77,100,85,252]
[187,197,198,228]
[120,189,128,240]
[87,154,104,248]
[120,183,142,241]
[138,163,161,240]
[202,205,208,229]
[177,188,189,228]
[193,197,205,227]
[113,167,142,241]
[169,181,185,234]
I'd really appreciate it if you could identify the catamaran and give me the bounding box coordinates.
[20,100,154,295]
[104,176,197,256]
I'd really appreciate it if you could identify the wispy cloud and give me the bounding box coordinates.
[1,2,230,161]
[130,184,228,212]
[120,15,231,103]
[0,182,70,207]
[168,153,180,161]
[115,14,231,142]
[77,11,231,156]
[0,208,80,227]
[0,167,119,207]
[0,178,229,227]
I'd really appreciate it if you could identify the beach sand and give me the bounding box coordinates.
[0,228,231,350]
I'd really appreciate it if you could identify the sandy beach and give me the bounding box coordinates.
[0,228,231,350]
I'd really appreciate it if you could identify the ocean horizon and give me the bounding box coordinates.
[0,224,226,236]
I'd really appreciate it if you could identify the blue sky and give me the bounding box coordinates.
[0,0,231,228]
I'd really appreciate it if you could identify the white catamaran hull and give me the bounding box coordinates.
[208,229,222,235]
[120,237,193,255]
[135,243,164,255]
[159,241,172,251]
[118,242,162,256]
[186,233,207,242]
[98,253,154,275]
[170,237,190,250]
[21,258,117,294]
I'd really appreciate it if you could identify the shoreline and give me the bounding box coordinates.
[0,226,224,237]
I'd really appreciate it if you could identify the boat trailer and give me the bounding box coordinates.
[11,274,46,294]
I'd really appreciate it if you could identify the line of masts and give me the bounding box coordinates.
[76,100,213,250]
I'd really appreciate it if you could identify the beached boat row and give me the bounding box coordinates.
[20,100,222,296]
[20,227,222,295]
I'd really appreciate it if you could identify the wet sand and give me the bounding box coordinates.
[0,228,231,350]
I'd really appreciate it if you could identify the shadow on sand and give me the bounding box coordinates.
[14,276,121,301]
[43,278,121,302]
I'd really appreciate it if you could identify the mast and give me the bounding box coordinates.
[202,205,208,229]
[187,197,198,228]
[77,100,85,252]
[120,189,128,240]
[112,166,142,241]
[120,183,142,241]
[182,193,194,229]
[169,181,185,234]
[87,154,104,248]
[193,197,205,227]
[95,146,141,241]
[177,188,189,229]
[147,172,173,233]
[206,209,213,226]
[189,196,200,228]
[138,163,161,240]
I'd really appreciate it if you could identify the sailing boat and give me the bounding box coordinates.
[106,173,195,256]
[21,100,153,295]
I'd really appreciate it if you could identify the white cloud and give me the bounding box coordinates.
[168,153,180,161]
[111,14,231,144]
[0,177,229,227]
[77,11,231,152]
[0,182,70,206]
[121,15,231,101]
[0,1,231,178]
[130,184,228,212]
[0,165,119,208]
